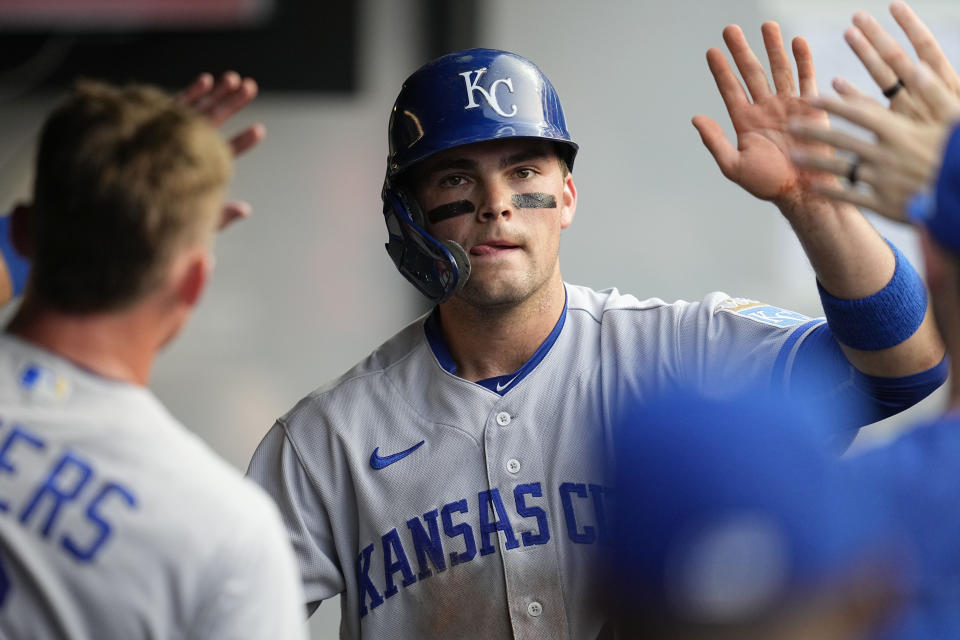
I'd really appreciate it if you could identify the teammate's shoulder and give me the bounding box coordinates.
[158,434,283,529]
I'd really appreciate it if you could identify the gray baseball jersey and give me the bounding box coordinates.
[0,333,307,640]
[247,284,825,639]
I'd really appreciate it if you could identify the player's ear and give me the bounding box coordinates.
[560,175,577,229]
[175,249,214,309]
[10,202,33,259]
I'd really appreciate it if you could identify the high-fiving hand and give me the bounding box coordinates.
[694,22,842,218]
[177,71,265,230]
[789,2,960,222]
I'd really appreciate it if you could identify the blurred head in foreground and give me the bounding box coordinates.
[610,387,910,640]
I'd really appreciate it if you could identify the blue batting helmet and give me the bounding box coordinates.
[382,48,578,303]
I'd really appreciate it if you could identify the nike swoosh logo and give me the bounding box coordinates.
[495,375,520,392]
[370,440,425,470]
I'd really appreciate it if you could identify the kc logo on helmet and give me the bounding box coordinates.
[459,68,518,117]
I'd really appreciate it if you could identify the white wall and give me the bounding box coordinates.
[2,1,958,637]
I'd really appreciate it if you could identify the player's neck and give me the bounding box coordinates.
[6,296,171,386]
[436,275,565,382]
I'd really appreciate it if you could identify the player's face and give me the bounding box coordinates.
[412,138,576,308]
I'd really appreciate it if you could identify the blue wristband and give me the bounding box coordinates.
[0,215,28,296]
[817,240,927,351]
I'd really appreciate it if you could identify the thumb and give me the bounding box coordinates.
[692,115,739,180]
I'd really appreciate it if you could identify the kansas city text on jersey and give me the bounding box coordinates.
[357,480,612,618]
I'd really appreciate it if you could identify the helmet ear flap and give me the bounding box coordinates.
[442,239,471,287]
[382,180,470,303]
[403,187,427,227]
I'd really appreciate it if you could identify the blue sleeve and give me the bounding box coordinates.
[0,215,29,296]
[788,323,947,451]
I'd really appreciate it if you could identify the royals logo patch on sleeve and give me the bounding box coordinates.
[715,298,811,328]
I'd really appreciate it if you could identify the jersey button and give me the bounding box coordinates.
[527,601,543,617]
[506,458,521,474]
[496,411,511,426]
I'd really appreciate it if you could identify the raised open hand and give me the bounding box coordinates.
[694,23,839,215]
[842,2,960,123]
[177,71,265,230]
[790,61,960,222]
[177,71,265,156]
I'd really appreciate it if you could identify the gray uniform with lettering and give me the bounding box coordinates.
[0,334,307,640]
[247,284,823,639]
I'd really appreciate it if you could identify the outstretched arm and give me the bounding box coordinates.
[694,22,944,377]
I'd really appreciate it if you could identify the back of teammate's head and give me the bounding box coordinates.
[609,385,910,640]
[27,80,232,313]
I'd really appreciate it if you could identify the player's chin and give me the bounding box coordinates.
[457,277,530,308]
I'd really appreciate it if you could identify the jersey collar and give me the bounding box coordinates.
[424,286,568,395]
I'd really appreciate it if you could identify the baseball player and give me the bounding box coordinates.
[0,80,305,639]
[786,6,960,636]
[247,26,946,639]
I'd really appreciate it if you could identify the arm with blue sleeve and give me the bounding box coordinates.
[786,242,947,450]
[789,323,946,451]
[0,215,29,304]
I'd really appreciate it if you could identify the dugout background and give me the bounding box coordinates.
[0,0,957,636]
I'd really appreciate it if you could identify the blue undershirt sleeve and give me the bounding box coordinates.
[0,215,29,297]
[788,323,947,452]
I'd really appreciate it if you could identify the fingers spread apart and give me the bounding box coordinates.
[723,24,773,102]
[762,22,795,96]
[890,0,960,95]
